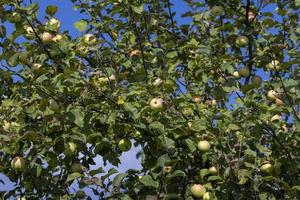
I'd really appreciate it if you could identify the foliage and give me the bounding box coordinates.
[0,0,300,199]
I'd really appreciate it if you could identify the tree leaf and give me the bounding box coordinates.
[46,5,58,16]
[66,172,82,182]
[74,20,88,32]
[139,175,158,188]
[112,173,128,187]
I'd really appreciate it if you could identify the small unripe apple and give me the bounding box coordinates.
[11,156,26,171]
[209,166,218,175]
[64,142,77,157]
[41,32,53,44]
[236,36,249,48]
[271,114,281,122]
[266,60,280,71]
[71,163,83,173]
[154,78,163,86]
[118,138,131,152]
[197,140,211,151]
[7,12,21,23]
[238,67,250,77]
[275,98,283,106]
[150,97,164,109]
[190,184,206,198]
[52,34,63,42]
[232,71,240,78]
[83,34,97,45]
[163,166,173,174]
[211,6,224,16]
[260,163,273,173]
[252,75,262,87]
[267,90,277,101]
[194,96,201,104]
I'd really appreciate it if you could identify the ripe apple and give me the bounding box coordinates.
[150,97,164,109]
[154,78,163,86]
[267,90,277,101]
[238,67,250,77]
[232,71,240,78]
[275,98,283,106]
[46,18,60,31]
[52,34,63,42]
[83,34,97,45]
[11,156,26,171]
[194,96,201,104]
[190,184,206,198]
[71,163,83,173]
[163,166,173,174]
[266,60,280,71]
[64,142,77,157]
[252,75,262,87]
[260,163,273,173]
[197,140,211,151]
[209,166,218,175]
[118,138,131,152]
[7,12,21,23]
[236,36,249,48]
[211,6,224,16]
[41,32,53,44]
[271,114,281,122]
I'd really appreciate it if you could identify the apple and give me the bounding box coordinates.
[194,96,201,104]
[203,192,214,200]
[64,142,77,156]
[41,32,53,44]
[267,90,277,101]
[280,125,288,133]
[197,140,211,151]
[75,190,85,199]
[109,74,116,81]
[266,60,280,71]
[2,120,10,131]
[11,156,26,171]
[238,67,250,77]
[252,75,262,87]
[260,163,273,173]
[236,36,249,48]
[154,78,163,86]
[130,49,141,57]
[150,97,164,109]
[7,12,21,23]
[275,98,283,106]
[118,138,131,152]
[83,34,97,45]
[209,166,218,175]
[46,18,60,31]
[211,99,217,106]
[77,45,89,57]
[111,31,118,40]
[52,34,63,42]
[188,121,192,129]
[71,163,84,173]
[271,114,281,122]
[232,71,240,78]
[163,166,173,174]
[211,6,224,16]
[248,10,256,22]
[32,63,42,70]
[190,184,206,198]
[24,26,35,39]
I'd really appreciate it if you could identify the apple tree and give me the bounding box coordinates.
[0,0,300,199]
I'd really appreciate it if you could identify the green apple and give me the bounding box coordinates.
[260,163,273,173]
[118,138,131,152]
[83,34,97,45]
[211,6,224,16]
[24,26,35,40]
[77,45,89,57]
[154,78,163,86]
[32,63,42,70]
[209,166,218,175]
[71,163,83,173]
[197,140,211,151]
[238,67,250,77]
[11,156,25,171]
[65,142,77,156]
[271,114,281,122]
[232,71,240,78]
[41,32,53,44]
[252,75,262,87]
[150,97,164,109]
[266,60,280,71]
[46,18,60,32]
[7,12,21,23]
[267,90,277,101]
[236,36,249,48]
[52,34,63,42]
[203,192,214,200]
[190,184,206,198]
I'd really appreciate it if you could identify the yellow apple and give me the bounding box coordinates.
[46,18,60,31]
[260,163,273,173]
[11,156,26,171]
[190,184,206,198]
[41,32,53,44]
[24,26,35,39]
[266,60,280,71]
[232,71,240,78]
[52,34,63,42]
[197,140,211,151]
[83,34,97,45]
[267,90,277,101]
[238,67,250,77]
[236,36,249,48]
[271,114,281,122]
[2,120,10,131]
[154,78,163,86]
[109,74,116,81]
[150,97,164,109]
[118,138,131,152]
[64,142,77,157]
[209,166,218,175]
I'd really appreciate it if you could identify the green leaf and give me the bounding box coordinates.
[70,108,84,128]
[113,173,128,187]
[131,4,143,14]
[74,20,88,32]
[166,170,186,180]
[199,169,210,179]
[89,167,104,176]
[139,175,158,188]
[101,168,118,181]
[66,172,82,182]
[46,5,58,16]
